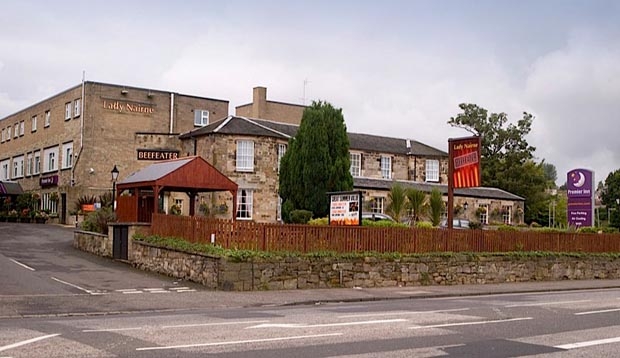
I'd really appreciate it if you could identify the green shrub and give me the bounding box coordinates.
[308,217,329,225]
[290,210,313,224]
[80,207,116,234]
[362,219,408,228]
[497,225,519,231]
[533,227,567,233]
[415,221,434,229]
[468,221,483,230]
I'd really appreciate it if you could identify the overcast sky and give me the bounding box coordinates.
[1,0,619,186]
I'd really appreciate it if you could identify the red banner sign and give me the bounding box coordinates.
[449,136,481,188]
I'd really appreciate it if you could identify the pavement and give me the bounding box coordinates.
[212,278,620,308]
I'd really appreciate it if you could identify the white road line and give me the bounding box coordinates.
[249,318,408,329]
[143,288,167,291]
[168,287,190,290]
[555,336,620,350]
[136,333,343,351]
[0,333,60,352]
[175,289,196,293]
[8,258,35,271]
[50,277,94,295]
[115,289,140,292]
[162,320,270,329]
[410,317,533,330]
[83,327,143,333]
[575,308,620,315]
[338,308,469,319]
[148,291,170,294]
[504,300,590,308]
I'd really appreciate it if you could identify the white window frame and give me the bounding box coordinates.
[74,98,81,117]
[236,140,254,172]
[277,143,287,172]
[1,160,9,181]
[65,102,72,120]
[19,121,24,136]
[45,110,51,127]
[14,123,19,138]
[33,151,41,174]
[1,128,4,142]
[6,126,10,141]
[26,153,33,176]
[371,197,385,214]
[502,206,512,225]
[380,156,392,179]
[350,152,361,177]
[62,142,73,169]
[12,156,24,179]
[32,115,37,132]
[478,204,488,225]
[235,189,253,220]
[426,159,439,182]
[42,192,58,214]
[43,146,59,173]
[194,109,209,126]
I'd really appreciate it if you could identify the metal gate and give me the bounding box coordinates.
[112,225,128,260]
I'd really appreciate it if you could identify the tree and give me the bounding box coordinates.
[448,104,549,224]
[541,161,558,188]
[386,183,407,222]
[279,101,353,221]
[429,189,444,226]
[406,188,426,224]
[601,169,620,228]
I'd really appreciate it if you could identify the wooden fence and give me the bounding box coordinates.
[149,213,620,254]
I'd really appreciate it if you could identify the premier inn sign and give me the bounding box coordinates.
[137,149,179,161]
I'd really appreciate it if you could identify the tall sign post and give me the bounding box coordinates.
[447,136,481,229]
[566,168,595,228]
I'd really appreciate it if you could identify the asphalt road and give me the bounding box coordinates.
[1,288,620,357]
[2,222,620,357]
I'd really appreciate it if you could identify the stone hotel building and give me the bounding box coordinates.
[0,82,524,225]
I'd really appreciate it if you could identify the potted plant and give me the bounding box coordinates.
[19,208,31,223]
[7,209,18,223]
[34,211,49,224]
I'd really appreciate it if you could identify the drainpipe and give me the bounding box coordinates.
[169,93,175,133]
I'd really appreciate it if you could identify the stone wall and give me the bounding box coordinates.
[128,240,620,291]
[73,230,111,258]
[131,241,219,289]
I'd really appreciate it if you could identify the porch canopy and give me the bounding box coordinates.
[115,156,238,222]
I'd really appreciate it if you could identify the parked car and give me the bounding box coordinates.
[361,212,395,222]
[439,219,470,229]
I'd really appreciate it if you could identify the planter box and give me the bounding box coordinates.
[35,218,47,224]
[7,217,18,223]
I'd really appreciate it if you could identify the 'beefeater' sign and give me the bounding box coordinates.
[449,136,481,188]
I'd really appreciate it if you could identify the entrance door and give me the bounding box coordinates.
[138,196,155,222]
[61,193,67,224]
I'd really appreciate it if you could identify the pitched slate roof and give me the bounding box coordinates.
[180,116,447,157]
[354,177,524,201]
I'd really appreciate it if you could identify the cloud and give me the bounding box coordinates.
[525,29,620,181]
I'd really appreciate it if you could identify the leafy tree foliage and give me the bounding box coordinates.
[448,103,550,224]
[601,169,620,228]
[429,189,444,226]
[279,101,353,221]
[406,188,427,224]
[386,183,407,222]
[541,161,558,188]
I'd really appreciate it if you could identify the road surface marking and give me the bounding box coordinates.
[50,277,95,295]
[504,300,590,308]
[143,288,167,291]
[249,318,407,329]
[575,308,620,315]
[555,336,620,350]
[168,287,191,290]
[0,334,60,352]
[8,258,35,271]
[338,308,469,319]
[410,317,533,329]
[163,320,270,329]
[83,327,143,333]
[174,289,196,293]
[136,333,343,351]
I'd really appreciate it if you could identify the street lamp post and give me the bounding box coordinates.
[463,201,468,219]
[111,165,119,211]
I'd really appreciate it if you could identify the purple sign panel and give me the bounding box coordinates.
[566,168,594,228]
[40,175,59,188]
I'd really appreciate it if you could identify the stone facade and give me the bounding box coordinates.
[127,240,620,291]
[0,81,228,223]
[235,87,305,125]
